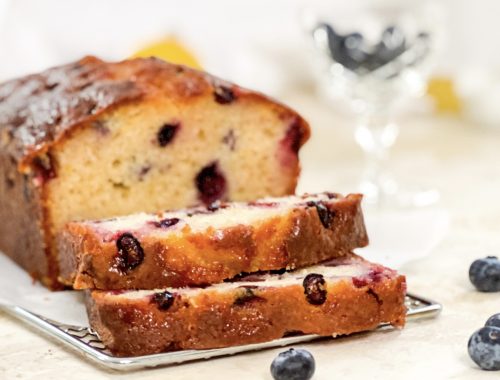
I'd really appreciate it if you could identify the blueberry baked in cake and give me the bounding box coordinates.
[58,192,367,289]
[87,253,406,356]
[0,56,309,289]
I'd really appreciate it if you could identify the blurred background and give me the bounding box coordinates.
[0,0,499,206]
[1,0,499,100]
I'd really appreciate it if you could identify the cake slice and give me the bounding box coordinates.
[57,192,368,289]
[86,253,406,356]
[0,56,310,289]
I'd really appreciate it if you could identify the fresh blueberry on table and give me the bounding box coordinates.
[486,314,500,329]
[271,348,315,380]
[469,256,500,292]
[468,326,500,370]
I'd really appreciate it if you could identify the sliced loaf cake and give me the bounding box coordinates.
[0,56,309,289]
[58,193,368,289]
[86,253,406,356]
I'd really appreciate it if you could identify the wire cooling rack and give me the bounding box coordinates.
[1,293,441,371]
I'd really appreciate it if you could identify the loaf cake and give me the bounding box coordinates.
[57,192,367,289]
[0,56,310,289]
[86,253,406,356]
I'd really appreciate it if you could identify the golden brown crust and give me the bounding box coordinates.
[58,194,368,289]
[0,56,310,171]
[0,57,142,170]
[0,56,310,289]
[0,152,57,286]
[86,258,406,356]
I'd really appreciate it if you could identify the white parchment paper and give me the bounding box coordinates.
[0,208,449,327]
[0,255,89,326]
[356,208,450,269]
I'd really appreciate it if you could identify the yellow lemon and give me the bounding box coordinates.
[132,37,202,69]
[427,77,462,114]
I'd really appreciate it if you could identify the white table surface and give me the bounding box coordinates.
[1,90,500,379]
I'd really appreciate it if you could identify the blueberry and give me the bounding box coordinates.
[195,162,227,205]
[157,123,180,147]
[115,233,144,272]
[469,257,500,292]
[150,291,175,311]
[486,314,500,329]
[468,326,500,370]
[150,217,180,229]
[306,201,335,229]
[270,348,315,380]
[213,85,236,104]
[303,273,327,305]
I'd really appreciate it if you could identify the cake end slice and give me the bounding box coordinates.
[86,253,406,357]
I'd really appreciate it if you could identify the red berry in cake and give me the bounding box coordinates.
[115,233,144,272]
[150,291,175,311]
[32,154,56,184]
[282,119,305,155]
[270,348,315,380]
[150,218,180,229]
[195,162,227,205]
[213,86,236,104]
[352,267,385,287]
[307,201,335,229]
[157,123,180,147]
[352,276,369,288]
[303,273,327,305]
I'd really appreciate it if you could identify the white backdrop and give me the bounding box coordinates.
[0,0,499,94]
